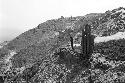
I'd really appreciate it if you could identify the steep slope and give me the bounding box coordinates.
[3,7,125,51]
[5,17,80,51]
[1,7,125,68]
[1,7,125,83]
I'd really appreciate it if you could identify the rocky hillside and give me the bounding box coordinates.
[5,7,125,51]
[0,41,9,49]
[0,7,125,83]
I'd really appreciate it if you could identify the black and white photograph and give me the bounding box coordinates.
[0,0,125,83]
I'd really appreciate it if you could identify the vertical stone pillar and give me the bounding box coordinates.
[81,24,94,59]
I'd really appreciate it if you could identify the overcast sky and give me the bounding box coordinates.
[0,0,125,43]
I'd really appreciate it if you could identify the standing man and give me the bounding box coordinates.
[70,35,74,50]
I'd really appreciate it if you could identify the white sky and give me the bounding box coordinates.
[0,0,125,43]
